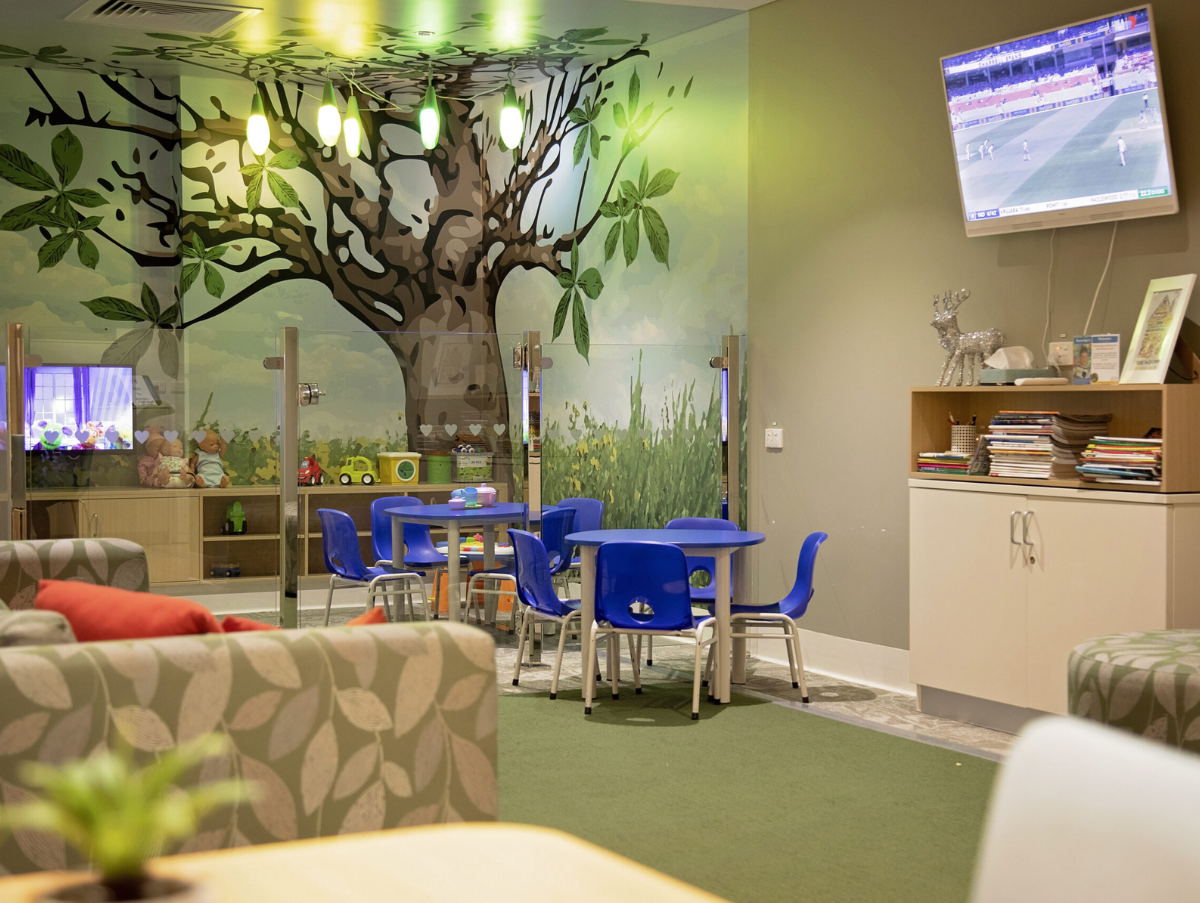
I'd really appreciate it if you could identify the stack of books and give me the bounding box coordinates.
[1048,413,1112,479]
[916,451,971,475]
[1077,437,1163,485]
[985,411,1054,480]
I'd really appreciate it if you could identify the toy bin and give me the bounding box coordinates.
[454,452,493,483]
[426,452,452,484]
[379,451,421,485]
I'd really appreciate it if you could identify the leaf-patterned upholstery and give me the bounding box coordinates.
[0,539,150,609]
[0,622,498,873]
[1068,631,1200,753]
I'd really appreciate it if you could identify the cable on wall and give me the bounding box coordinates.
[1041,228,1056,367]
[1082,221,1119,337]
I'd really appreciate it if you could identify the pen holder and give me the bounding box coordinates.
[951,425,977,455]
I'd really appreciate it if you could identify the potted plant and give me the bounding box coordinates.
[0,734,245,902]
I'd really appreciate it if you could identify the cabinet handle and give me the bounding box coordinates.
[1009,511,1021,545]
[92,513,99,538]
[1022,510,1036,564]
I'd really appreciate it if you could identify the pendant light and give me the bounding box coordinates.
[317,80,342,147]
[419,79,439,150]
[246,90,270,156]
[343,94,362,158]
[499,83,523,149]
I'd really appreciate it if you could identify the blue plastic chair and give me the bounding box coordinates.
[317,508,429,626]
[508,527,583,698]
[719,532,828,703]
[371,497,447,619]
[467,507,574,628]
[588,541,716,720]
[556,497,604,569]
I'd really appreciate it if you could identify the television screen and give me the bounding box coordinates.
[942,6,1178,236]
[24,365,134,452]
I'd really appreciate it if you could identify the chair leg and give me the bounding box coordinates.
[550,613,573,700]
[585,623,599,715]
[323,576,336,627]
[512,608,531,687]
[790,619,809,703]
[782,622,799,688]
[627,634,642,694]
[432,567,444,619]
[418,576,432,622]
[703,644,715,690]
[611,635,620,701]
[691,638,705,720]
[646,634,654,666]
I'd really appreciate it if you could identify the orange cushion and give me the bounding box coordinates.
[35,580,222,642]
[221,615,281,632]
[346,607,387,626]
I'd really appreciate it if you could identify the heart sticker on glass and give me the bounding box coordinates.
[468,424,482,435]
[493,424,506,436]
[220,429,235,442]
[134,430,150,444]
[191,430,207,444]
[419,424,433,437]
[444,423,458,437]
[163,430,179,443]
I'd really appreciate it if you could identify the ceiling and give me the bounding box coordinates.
[0,0,755,98]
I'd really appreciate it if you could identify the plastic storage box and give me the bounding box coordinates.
[454,452,493,482]
[378,451,421,485]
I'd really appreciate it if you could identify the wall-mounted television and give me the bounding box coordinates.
[24,365,134,452]
[941,6,1178,237]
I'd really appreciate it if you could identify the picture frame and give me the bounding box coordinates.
[1120,274,1197,384]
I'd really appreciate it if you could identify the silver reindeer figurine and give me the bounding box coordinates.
[931,289,1005,387]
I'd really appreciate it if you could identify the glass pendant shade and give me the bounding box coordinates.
[343,95,362,158]
[317,80,342,147]
[419,81,439,150]
[499,83,523,149]
[246,91,270,155]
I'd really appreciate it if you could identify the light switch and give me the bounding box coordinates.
[765,428,784,449]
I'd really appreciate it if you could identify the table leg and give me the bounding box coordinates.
[732,546,748,686]
[447,521,462,623]
[391,517,403,571]
[482,524,497,624]
[714,550,732,704]
[579,546,597,700]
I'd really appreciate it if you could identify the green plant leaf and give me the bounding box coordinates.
[191,232,205,254]
[81,296,149,322]
[567,107,588,125]
[157,302,180,327]
[684,76,693,98]
[621,130,639,156]
[628,70,640,119]
[573,128,587,166]
[0,144,56,192]
[158,328,179,379]
[590,126,601,159]
[643,168,679,199]
[266,171,299,208]
[179,241,200,259]
[238,162,264,176]
[570,240,579,273]
[633,103,654,130]
[180,261,201,296]
[551,288,571,341]
[598,201,620,218]
[77,215,102,231]
[50,128,82,186]
[206,243,228,259]
[571,289,590,362]
[612,102,627,129]
[0,197,55,231]
[619,179,640,203]
[638,158,649,196]
[37,232,73,270]
[52,195,80,227]
[604,220,621,262]
[622,212,640,266]
[101,326,154,369]
[556,271,574,289]
[268,150,302,170]
[140,283,161,320]
[245,172,263,211]
[577,267,603,300]
[202,262,225,298]
[642,204,669,266]
[75,232,99,269]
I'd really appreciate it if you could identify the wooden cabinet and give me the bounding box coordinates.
[79,494,200,584]
[910,481,1200,716]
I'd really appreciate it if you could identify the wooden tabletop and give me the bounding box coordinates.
[0,824,730,903]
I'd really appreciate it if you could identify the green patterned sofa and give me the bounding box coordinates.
[1068,631,1200,753]
[0,538,150,609]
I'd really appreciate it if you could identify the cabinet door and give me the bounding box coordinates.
[1024,498,1168,715]
[81,495,200,584]
[910,487,1030,708]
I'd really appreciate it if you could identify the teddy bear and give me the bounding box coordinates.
[144,431,195,489]
[191,429,230,489]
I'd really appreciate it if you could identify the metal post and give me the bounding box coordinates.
[278,327,299,628]
[523,330,542,526]
[3,324,27,540]
[725,334,741,528]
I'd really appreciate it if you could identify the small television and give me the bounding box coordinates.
[941,6,1178,237]
[24,365,134,452]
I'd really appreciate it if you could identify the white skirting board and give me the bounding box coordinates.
[747,631,915,696]
[155,582,374,617]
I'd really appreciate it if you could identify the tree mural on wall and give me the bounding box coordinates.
[0,18,688,452]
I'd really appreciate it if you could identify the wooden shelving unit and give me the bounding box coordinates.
[911,383,1200,493]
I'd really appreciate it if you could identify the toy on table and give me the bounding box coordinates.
[337,455,378,485]
[145,431,195,489]
[222,501,247,535]
[451,487,480,508]
[210,563,241,578]
[298,455,324,485]
[191,429,230,489]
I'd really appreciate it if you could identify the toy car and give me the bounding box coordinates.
[298,455,324,485]
[221,501,248,535]
[210,563,241,578]
[338,455,378,485]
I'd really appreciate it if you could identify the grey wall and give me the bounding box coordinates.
[747,0,1200,650]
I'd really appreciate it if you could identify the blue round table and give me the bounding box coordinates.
[566,528,766,704]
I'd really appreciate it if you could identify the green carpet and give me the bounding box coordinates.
[498,684,998,903]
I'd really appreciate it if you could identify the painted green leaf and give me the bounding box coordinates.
[81,296,149,322]
[577,267,603,300]
[619,179,640,203]
[570,240,579,273]
[101,327,153,369]
[207,243,228,259]
[590,126,601,159]
[612,102,627,129]
[556,271,574,289]
[573,128,588,167]
[180,261,201,296]
[158,302,180,327]
[634,104,654,130]
[202,262,225,298]
[622,212,640,266]
[37,232,73,270]
[638,158,649,195]
[75,232,99,269]
[77,215,102,231]
[179,241,200,259]
[268,150,302,170]
[62,188,106,207]
[266,171,299,208]
[50,128,82,187]
[0,144,56,192]
[52,195,80,227]
[0,197,55,231]
[0,45,29,57]
[239,162,264,177]
[191,232,205,254]
[245,172,263,211]
[567,107,588,125]
[628,70,640,118]
[644,168,679,199]
[158,328,179,379]
[642,205,669,266]
[604,220,621,262]
[684,76,694,98]
[571,289,590,362]
[140,283,161,320]
[598,201,620,218]
[621,130,639,156]
[551,289,571,341]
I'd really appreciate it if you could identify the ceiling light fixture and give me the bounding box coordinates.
[499,83,523,150]
[246,90,270,155]
[317,80,342,147]
[343,94,363,158]
[420,78,440,150]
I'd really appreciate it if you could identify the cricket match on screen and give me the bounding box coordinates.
[944,8,1171,223]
